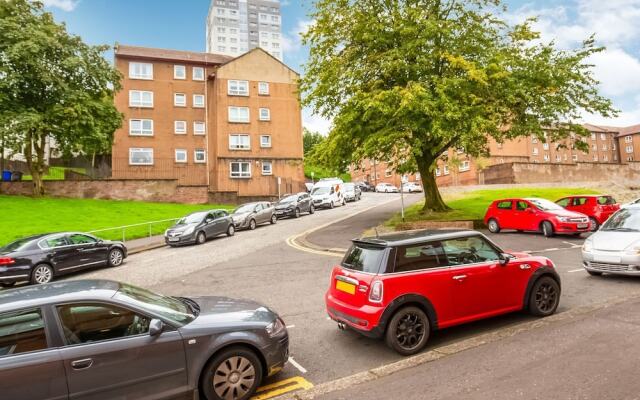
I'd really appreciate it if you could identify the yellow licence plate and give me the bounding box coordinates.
[336,280,356,295]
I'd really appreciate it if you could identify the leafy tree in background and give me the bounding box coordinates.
[301,0,615,211]
[303,128,326,156]
[0,0,122,195]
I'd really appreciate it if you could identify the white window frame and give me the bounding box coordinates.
[259,108,271,121]
[626,136,633,143]
[626,145,634,154]
[174,121,187,135]
[129,90,153,108]
[443,165,450,175]
[230,161,251,178]
[260,135,272,148]
[193,94,205,108]
[193,121,206,136]
[261,161,273,175]
[600,133,606,140]
[258,82,270,95]
[229,134,251,150]
[228,80,249,96]
[129,62,153,80]
[459,160,471,171]
[129,148,154,166]
[593,155,598,162]
[572,154,578,161]
[174,65,186,80]
[543,154,550,162]
[175,149,187,163]
[193,67,205,81]
[174,93,186,107]
[543,143,549,150]
[129,119,153,136]
[194,149,206,164]
[435,168,441,176]
[532,148,539,155]
[228,106,250,123]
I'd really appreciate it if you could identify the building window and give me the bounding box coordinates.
[129,62,153,80]
[194,149,206,163]
[129,148,153,165]
[603,155,609,162]
[532,136,538,144]
[602,145,607,151]
[260,135,271,148]
[174,93,186,107]
[174,65,186,80]
[627,145,634,153]
[259,108,271,121]
[591,133,596,140]
[228,80,249,96]
[532,148,538,155]
[435,168,441,176]
[385,169,392,177]
[229,134,250,150]
[193,94,205,108]
[497,143,503,149]
[258,82,270,95]
[194,121,206,135]
[555,154,561,162]
[193,67,205,81]
[592,144,597,151]
[129,91,153,108]
[175,149,187,163]
[459,160,470,171]
[543,154,550,162]
[174,121,187,135]
[628,156,635,162]
[593,155,598,162]
[129,119,153,136]
[228,107,250,123]
[613,143,617,150]
[572,154,578,161]
[600,133,606,140]
[543,143,549,150]
[230,162,251,178]
[444,165,449,175]
[614,154,618,160]
[262,161,273,175]
[625,136,633,143]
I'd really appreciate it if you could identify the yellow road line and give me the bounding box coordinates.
[252,376,314,400]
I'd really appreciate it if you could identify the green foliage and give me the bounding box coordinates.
[22,166,86,181]
[301,0,616,211]
[303,128,326,156]
[385,187,600,226]
[0,0,123,195]
[304,164,351,182]
[0,195,234,245]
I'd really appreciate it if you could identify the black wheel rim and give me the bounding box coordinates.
[395,312,426,350]
[535,282,558,313]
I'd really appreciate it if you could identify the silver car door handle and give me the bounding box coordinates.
[452,274,467,281]
[71,358,93,370]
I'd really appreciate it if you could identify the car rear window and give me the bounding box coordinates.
[597,196,616,205]
[496,201,512,210]
[342,244,386,273]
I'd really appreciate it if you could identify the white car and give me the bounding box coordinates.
[402,182,423,193]
[582,205,640,276]
[375,183,399,193]
[310,182,345,208]
[621,198,640,209]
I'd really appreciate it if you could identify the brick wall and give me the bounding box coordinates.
[482,162,640,185]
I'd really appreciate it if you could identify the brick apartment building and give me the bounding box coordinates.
[351,123,640,187]
[112,45,305,199]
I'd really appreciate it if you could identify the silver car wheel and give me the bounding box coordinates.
[213,356,256,400]
[109,249,123,266]
[33,265,52,284]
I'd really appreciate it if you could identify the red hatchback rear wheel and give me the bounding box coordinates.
[385,306,430,356]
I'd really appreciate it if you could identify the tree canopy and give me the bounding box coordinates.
[0,0,122,195]
[301,0,615,211]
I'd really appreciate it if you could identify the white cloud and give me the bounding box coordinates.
[582,95,640,126]
[589,48,640,97]
[42,0,80,12]
[303,109,332,135]
[282,19,314,53]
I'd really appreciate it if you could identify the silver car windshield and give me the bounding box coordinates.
[114,283,197,326]
[178,212,207,225]
[234,204,255,213]
[601,209,640,232]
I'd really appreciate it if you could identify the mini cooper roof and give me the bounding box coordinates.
[354,229,481,247]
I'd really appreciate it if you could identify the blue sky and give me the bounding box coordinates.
[43,0,640,133]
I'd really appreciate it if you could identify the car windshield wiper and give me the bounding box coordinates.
[603,227,639,232]
[176,296,200,316]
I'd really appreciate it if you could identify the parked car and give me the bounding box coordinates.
[343,182,362,202]
[555,195,619,231]
[375,183,399,193]
[311,181,345,209]
[621,197,640,209]
[231,202,277,230]
[0,280,289,400]
[401,182,423,193]
[0,232,127,287]
[356,181,374,192]
[325,230,560,356]
[165,209,234,247]
[275,193,315,218]
[582,205,640,276]
[484,197,590,237]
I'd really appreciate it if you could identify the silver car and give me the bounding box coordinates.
[231,202,277,230]
[582,205,640,276]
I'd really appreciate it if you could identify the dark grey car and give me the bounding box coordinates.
[165,209,235,246]
[0,280,289,400]
[231,202,277,230]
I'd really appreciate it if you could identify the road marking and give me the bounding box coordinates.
[286,324,295,329]
[288,357,308,374]
[568,268,585,273]
[252,376,314,400]
[562,241,582,248]
[545,248,559,251]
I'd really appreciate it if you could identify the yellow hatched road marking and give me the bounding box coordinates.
[251,376,314,400]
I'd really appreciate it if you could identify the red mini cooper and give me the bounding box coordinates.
[325,230,561,355]
[484,197,590,237]
[555,195,619,231]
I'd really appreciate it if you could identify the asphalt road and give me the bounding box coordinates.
[58,192,640,394]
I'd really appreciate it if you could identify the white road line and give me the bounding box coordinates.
[545,248,559,251]
[288,357,308,374]
[562,241,582,248]
[568,268,585,273]
[286,325,295,329]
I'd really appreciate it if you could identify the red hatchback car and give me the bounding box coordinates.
[484,197,590,237]
[555,195,619,231]
[325,230,561,355]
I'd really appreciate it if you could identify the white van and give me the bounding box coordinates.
[311,179,345,209]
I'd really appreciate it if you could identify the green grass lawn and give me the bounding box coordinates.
[304,164,351,182]
[22,167,87,181]
[386,187,601,227]
[0,195,235,246]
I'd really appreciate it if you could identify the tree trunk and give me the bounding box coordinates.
[416,155,450,212]
[25,130,46,197]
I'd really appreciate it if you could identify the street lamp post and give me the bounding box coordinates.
[400,175,408,222]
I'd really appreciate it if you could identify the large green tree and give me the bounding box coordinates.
[303,128,326,156]
[0,0,122,195]
[301,0,615,211]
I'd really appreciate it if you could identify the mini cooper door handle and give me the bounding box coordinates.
[71,358,93,370]
[452,274,467,281]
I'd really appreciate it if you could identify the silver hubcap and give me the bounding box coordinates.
[489,221,497,231]
[229,226,235,235]
[250,220,256,229]
[198,233,205,243]
[213,356,256,400]
[110,250,123,265]
[34,266,52,284]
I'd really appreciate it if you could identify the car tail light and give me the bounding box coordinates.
[0,257,15,266]
[369,281,383,303]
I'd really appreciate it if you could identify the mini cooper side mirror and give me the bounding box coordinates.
[149,319,165,337]
[499,253,510,266]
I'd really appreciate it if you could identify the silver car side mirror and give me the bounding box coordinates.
[149,319,164,337]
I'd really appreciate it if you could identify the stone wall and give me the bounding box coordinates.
[482,162,640,185]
